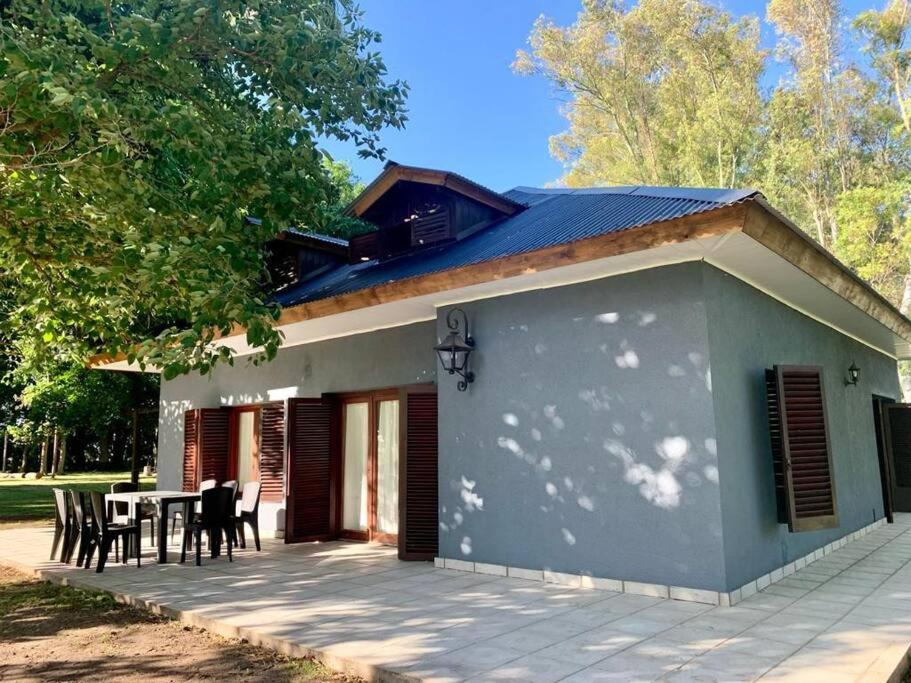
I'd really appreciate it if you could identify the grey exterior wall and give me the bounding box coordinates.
[437,263,727,591]
[704,265,900,591]
[157,321,436,531]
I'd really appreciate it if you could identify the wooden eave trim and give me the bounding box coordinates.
[345,165,522,218]
[275,203,748,327]
[89,198,911,369]
[742,201,911,342]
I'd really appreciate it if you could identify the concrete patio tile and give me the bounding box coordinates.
[466,653,587,682]
[676,650,782,680]
[417,643,525,676]
[483,625,571,654]
[536,626,644,665]
[8,521,911,682]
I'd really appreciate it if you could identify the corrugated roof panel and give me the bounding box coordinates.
[275,185,759,308]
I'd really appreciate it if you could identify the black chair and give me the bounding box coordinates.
[85,491,140,573]
[234,481,262,552]
[111,481,156,543]
[180,487,234,566]
[66,491,92,566]
[171,478,217,541]
[50,488,72,562]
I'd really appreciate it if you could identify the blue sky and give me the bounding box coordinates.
[322,0,876,192]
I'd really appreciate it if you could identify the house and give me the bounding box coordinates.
[94,162,911,605]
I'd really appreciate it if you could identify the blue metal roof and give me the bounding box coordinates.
[275,184,759,308]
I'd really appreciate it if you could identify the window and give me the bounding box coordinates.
[765,365,838,532]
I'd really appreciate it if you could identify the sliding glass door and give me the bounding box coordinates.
[340,392,400,543]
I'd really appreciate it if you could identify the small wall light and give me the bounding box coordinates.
[845,362,860,386]
[434,308,475,391]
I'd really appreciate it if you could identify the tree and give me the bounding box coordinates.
[857,0,911,138]
[513,0,765,189]
[0,0,407,379]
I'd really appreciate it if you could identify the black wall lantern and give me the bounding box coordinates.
[845,362,860,386]
[435,308,475,391]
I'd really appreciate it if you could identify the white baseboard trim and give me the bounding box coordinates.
[434,517,888,607]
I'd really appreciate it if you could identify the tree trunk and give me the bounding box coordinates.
[38,436,48,477]
[100,430,111,464]
[130,409,140,485]
[2,430,7,472]
[19,444,30,473]
[50,428,60,478]
[58,434,68,475]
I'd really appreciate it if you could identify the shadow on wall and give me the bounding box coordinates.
[439,304,722,580]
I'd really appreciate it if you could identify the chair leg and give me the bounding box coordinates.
[171,515,177,543]
[84,538,96,569]
[96,537,111,573]
[225,526,232,563]
[195,530,202,567]
[135,527,141,568]
[59,521,72,562]
[76,532,89,567]
[251,519,261,552]
[64,528,79,564]
[50,524,62,561]
[179,528,188,564]
[237,522,246,550]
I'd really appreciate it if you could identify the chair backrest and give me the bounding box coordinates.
[111,481,137,516]
[199,479,217,492]
[70,490,87,528]
[239,481,261,514]
[198,487,223,527]
[222,479,238,505]
[52,488,68,525]
[89,491,108,534]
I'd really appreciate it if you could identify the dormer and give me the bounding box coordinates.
[345,162,524,263]
[265,227,348,290]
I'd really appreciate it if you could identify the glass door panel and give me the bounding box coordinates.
[235,411,257,487]
[375,400,400,535]
[342,402,369,531]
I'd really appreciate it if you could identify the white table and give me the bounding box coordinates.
[107,490,201,564]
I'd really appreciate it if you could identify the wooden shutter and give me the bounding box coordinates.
[285,399,336,542]
[259,401,286,502]
[883,404,911,513]
[182,410,199,492]
[399,386,439,560]
[411,209,452,246]
[198,408,231,484]
[769,366,838,532]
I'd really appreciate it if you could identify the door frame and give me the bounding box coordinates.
[227,404,262,483]
[873,395,897,523]
[336,388,401,545]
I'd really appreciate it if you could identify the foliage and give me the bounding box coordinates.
[0,0,406,379]
[513,0,766,188]
[517,0,911,311]
[0,471,154,520]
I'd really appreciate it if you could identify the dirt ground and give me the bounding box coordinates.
[0,565,361,682]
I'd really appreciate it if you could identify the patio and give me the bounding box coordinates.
[2,518,911,682]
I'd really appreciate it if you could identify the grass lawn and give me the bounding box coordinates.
[0,565,357,682]
[0,471,156,523]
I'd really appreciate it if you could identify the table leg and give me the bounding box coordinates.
[157,500,169,564]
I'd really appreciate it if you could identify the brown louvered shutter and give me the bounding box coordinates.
[198,408,231,484]
[182,410,199,492]
[765,370,789,524]
[399,386,439,560]
[259,401,285,502]
[285,399,336,542]
[771,366,838,532]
